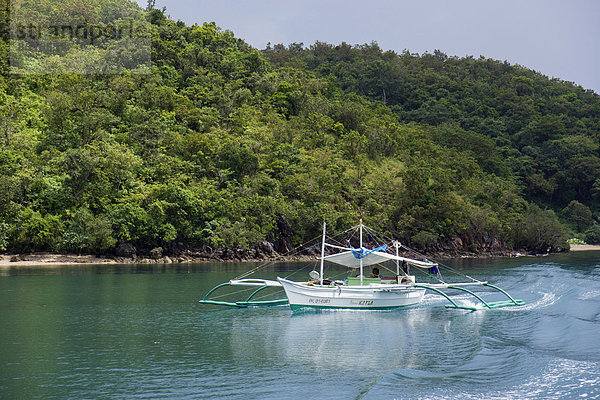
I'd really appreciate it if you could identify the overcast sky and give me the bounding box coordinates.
[137,0,600,93]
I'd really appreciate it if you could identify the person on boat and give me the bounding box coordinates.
[369,267,380,278]
[402,260,410,275]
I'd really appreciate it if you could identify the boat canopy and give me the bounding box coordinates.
[322,248,438,269]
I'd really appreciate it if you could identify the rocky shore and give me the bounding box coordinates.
[2,238,597,268]
[2,245,592,268]
[0,252,311,267]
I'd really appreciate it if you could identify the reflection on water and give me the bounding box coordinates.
[1,252,600,399]
[229,308,485,376]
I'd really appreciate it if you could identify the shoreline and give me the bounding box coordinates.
[2,246,598,268]
[0,253,298,268]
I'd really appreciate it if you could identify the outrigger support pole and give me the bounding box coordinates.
[199,282,288,308]
[447,285,491,308]
[320,222,326,285]
[200,282,230,302]
[483,283,522,306]
[414,284,468,310]
[414,283,525,311]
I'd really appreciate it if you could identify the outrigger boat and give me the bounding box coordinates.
[200,221,524,311]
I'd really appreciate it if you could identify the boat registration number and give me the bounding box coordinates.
[309,299,331,304]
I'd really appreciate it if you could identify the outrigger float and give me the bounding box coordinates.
[200,221,524,311]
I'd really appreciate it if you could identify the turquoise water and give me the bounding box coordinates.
[1,253,599,399]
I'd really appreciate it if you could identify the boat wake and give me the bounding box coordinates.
[516,291,559,311]
[358,261,600,400]
[578,288,600,301]
[364,358,600,400]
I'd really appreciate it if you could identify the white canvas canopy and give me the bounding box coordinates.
[322,248,437,269]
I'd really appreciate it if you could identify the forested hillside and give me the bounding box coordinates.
[0,0,599,259]
[263,43,600,209]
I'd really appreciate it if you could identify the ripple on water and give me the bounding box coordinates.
[364,358,600,400]
[2,256,600,400]
[578,289,600,301]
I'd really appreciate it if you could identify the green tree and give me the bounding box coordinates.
[60,208,117,254]
[0,222,8,252]
[562,201,593,232]
[510,205,568,253]
[584,225,600,245]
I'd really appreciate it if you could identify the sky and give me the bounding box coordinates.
[137,0,600,93]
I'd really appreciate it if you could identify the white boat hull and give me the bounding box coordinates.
[277,278,425,310]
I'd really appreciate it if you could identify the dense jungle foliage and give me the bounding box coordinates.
[0,0,599,257]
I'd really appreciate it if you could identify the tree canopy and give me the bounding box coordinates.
[1,1,598,257]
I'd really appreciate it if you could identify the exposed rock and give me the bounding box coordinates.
[259,240,275,254]
[115,241,137,258]
[452,237,463,250]
[276,216,293,253]
[150,247,163,259]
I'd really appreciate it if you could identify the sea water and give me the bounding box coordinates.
[1,252,599,399]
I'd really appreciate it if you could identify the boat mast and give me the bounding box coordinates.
[320,222,326,285]
[395,241,400,276]
[359,219,363,285]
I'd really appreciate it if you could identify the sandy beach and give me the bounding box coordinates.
[0,254,118,268]
[569,244,600,251]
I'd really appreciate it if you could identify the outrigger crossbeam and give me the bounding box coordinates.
[199,279,288,308]
[414,282,524,311]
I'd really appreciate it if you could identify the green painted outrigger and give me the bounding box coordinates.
[414,282,525,311]
[199,279,288,308]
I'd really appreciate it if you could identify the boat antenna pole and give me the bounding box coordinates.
[320,222,326,285]
[359,219,364,285]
